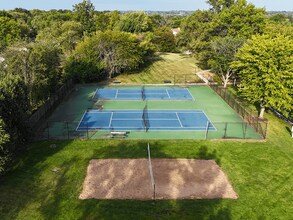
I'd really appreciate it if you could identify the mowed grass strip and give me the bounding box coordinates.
[115,52,201,84]
[0,113,292,219]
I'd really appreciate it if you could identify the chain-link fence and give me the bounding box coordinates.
[34,120,262,140]
[35,121,112,140]
[27,79,74,130]
[209,84,268,139]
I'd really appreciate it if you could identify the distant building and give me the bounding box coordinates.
[171,28,181,36]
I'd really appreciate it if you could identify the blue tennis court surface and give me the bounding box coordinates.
[92,88,194,100]
[76,110,215,131]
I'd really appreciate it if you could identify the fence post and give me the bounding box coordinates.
[256,117,259,134]
[66,121,70,140]
[47,122,50,139]
[205,121,209,140]
[174,74,176,85]
[86,122,89,139]
[223,122,228,139]
[243,122,248,139]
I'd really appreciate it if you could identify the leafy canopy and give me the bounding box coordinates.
[232,34,293,117]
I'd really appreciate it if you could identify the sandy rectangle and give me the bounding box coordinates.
[79,159,237,200]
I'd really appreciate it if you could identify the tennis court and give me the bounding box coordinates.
[42,85,262,139]
[76,109,215,131]
[92,87,194,100]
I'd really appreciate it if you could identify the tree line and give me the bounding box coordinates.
[0,0,292,174]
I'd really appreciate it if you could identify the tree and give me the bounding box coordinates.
[209,36,244,87]
[0,17,22,48]
[115,12,153,33]
[0,118,9,174]
[66,31,145,80]
[150,14,166,28]
[2,41,62,108]
[209,0,266,38]
[207,0,235,13]
[232,34,293,118]
[64,36,105,82]
[36,21,83,53]
[177,10,214,49]
[95,12,111,31]
[73,0,95,34]
[152,27,176,52]
[95,31,145,78]
[192,0,266,68]
[0,75,30,150]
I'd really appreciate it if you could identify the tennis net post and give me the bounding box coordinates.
[147,143,156,200]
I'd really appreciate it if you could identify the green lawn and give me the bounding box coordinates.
[0,53,292,219]
[114,52,201,84]
[0,113,292,219]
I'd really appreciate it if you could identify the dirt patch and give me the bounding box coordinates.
[79,159,238,200]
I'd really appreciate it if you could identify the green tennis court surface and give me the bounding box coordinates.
[41,85,261,139]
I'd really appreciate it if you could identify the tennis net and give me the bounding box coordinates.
[141,86,146,100]
[147,143,155,200]
[142,103,149,131]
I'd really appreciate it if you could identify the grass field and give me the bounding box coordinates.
[0,53,292,219]
[0,113,292,219]
[114,53,201,84]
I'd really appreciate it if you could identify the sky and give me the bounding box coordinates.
[0,0,292,11]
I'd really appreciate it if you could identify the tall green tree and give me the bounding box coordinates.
[209,36,244,87]
[209,0,266,38]
[152,27,176,52]
[207,0,235,13]
[232,34,293,118]
[0,75,30,150]
[177,10,214,49]
[2,41,62,108]
[36,21,83,53]
[73,0,95,34]
[115,12,153,33]
[0,118,9,174]
[64,35,105,82]
[95,31,145,78]
[191,0,266,68]
[0,16,22,48]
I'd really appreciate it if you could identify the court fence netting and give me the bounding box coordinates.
[27,79,74,130]
[34,119,263,140]
[209,84,268,139]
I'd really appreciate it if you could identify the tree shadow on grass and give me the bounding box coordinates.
[0,140,73,220]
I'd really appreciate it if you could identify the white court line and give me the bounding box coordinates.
[86,111,206,114]
[78,126,209,129]
[91,88,99,100]
[108,112,114,127]
[111,118,179,121]
[117,92,167,94]
[201,110,217,131]
[166,89,171,99]
[115,89,119,99]
[76,110,88,131]
[176,112,183,127]
[185,88,195,100]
